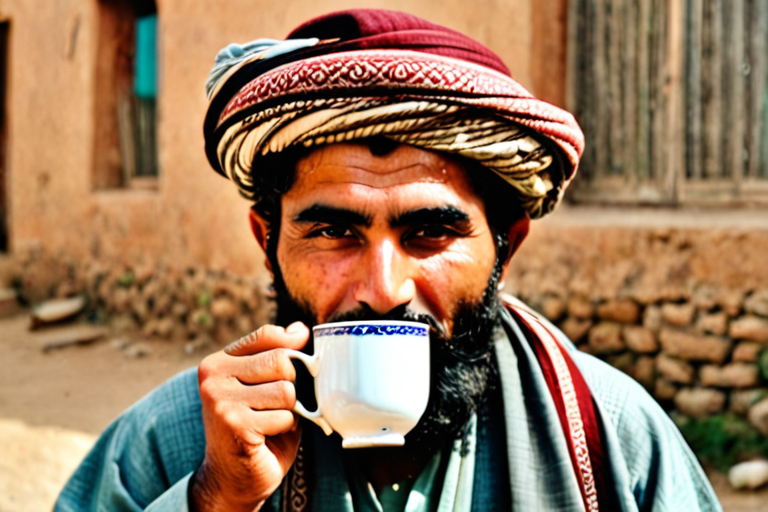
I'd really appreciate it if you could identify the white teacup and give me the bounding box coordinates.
[285,320,430,448]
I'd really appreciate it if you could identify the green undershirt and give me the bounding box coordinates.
[346,450,446,512]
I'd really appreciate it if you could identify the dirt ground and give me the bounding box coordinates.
[1,312,767,511]
[0,312,209,511]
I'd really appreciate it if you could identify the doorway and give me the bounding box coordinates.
[0,22,9,252]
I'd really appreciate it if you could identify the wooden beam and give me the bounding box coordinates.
[702,0,724,179]
[664,0,685,203]
[565,0,581,114]
[686,0,704,180]
[747,0,768,179]
[636,0,652,181]
[723,0,746,184]
[608,0,624,177]
[621,0,638,185]
[592,0,609,179]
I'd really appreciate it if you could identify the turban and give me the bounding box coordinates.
[203,9,584,218]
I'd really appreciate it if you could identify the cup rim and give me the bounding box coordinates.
[312,320,429,332]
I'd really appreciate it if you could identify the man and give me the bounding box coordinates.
[57,9,721,512]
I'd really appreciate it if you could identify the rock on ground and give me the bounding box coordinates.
[728,460,768,490]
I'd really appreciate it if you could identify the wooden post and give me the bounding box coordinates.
[702,0,724,179]
[636,0,652,181]
[565,0,581,115]
[747,0,768,179]
[608,0,624,176]
[665,0,686,202]
[592,0,609,179]
[621,0,638,185]
[686,0,704,180]
[651,0,669,185]
[723,0,746,188]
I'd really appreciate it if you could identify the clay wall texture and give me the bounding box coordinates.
[0,0,564,276]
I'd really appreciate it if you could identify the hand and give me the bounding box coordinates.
[190,322,310,512]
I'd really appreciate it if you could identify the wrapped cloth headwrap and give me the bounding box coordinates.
[203,9,584,218]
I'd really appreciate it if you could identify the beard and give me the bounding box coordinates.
[271,257,504,458]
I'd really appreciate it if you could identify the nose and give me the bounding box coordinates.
[352,237,416,315]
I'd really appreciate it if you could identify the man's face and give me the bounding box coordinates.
[274,143,499,333]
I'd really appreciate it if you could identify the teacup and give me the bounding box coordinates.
[285,320,430,448]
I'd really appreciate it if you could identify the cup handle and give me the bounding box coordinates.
[284,349,333,436]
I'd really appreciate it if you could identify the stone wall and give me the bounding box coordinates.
[505,206,768,434]
[1,249,274,351]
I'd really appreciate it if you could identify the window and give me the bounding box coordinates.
[93,0,158,189]
[566,0,768,206]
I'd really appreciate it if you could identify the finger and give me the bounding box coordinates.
[230,349,297,385]
[237,380,296,411]
[213,405,298,446]
[265,421,302,472]
[225,322,310,356]
[247,409,298,438]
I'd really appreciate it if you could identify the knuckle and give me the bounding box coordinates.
[212,400,234,422]
[275,380,296,407]
[269,349,295,380]
[197,354,223,381]
[198,379,216,403]
[275,410,296,429]
[264,348,283,374]
[220,408,242,429]
[197,364,224,403]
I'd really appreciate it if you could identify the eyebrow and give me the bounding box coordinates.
[391,206,470,227]
[293,205,372,227]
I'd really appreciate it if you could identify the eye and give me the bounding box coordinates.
[409,225,454,240]
[311,226,355,239]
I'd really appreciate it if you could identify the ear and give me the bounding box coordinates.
[499,216,530,284]
[248,208,273,273]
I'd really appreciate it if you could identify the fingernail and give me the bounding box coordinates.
[224,331,254,354]
[286,322,303,334]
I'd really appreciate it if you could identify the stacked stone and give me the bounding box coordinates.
[10,250,275,347]
[530,287,768,434]
[93,265,275,346]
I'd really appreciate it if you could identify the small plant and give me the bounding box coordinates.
[117,270,136,288]
[758,349,768,381]
[675,413,768,471]
[196,289,213,308]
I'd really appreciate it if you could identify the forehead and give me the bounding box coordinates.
[287,143,478,200]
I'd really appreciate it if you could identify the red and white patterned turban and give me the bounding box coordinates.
[203,9,584,218]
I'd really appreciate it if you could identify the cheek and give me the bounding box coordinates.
[417,239,497,312]
[277,246,355,317]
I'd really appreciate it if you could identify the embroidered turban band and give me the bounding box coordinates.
[203,9,585,219]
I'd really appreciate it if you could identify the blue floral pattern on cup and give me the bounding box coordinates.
[314,324,428,337]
